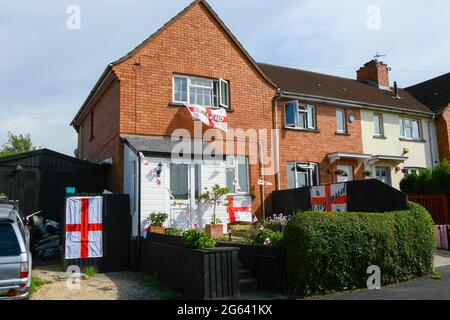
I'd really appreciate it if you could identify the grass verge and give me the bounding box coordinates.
[144,275,184,300]
[30,276,53,297]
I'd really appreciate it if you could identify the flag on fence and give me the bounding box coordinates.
[227,195,252,223]
[311,183,347,212]
[65,196,103,259]
[185,104,228,133]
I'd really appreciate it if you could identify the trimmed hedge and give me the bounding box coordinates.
[283,202,435,296]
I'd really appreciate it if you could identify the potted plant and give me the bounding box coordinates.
[197,184,229,239]
[146,212,168,235]
[363,170,372,178]
[334,169,347,177]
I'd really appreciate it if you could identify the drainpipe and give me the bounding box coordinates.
[136,154,142,264]
[273,89,282,190]
[428,115,436,167]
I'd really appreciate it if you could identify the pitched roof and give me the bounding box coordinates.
[406,73,450,113]
[71,0,276,126]
[258,63,433,115]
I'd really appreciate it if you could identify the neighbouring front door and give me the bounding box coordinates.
[376,167,391,186]
[169,163,198,230]
[337,165,353,183]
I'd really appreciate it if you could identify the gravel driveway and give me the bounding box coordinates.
[31,263,164,300]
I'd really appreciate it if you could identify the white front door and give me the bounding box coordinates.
[376,167,391,186]
[337,165,354,183]
[168,163,198,230]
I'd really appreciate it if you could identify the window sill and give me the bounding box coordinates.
[335,132,350,136]
[284,127,320,133]
[399,138,426,143]
[169,102,234,113]
[373,135,387,140]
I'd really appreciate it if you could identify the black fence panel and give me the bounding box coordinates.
[217,242,287,293]
[272,179,408,215]
[63,194,131,273]
[141,240,240,300]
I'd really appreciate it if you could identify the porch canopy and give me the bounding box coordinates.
[368,155,409,166]
[327,152,373,164]
[121,134,223,159]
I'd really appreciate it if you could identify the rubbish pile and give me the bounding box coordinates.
[31,215,61,259]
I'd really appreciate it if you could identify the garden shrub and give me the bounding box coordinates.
[283,202,435,297]
[400,160,450,195]
[183,229,216,249]
[253,229,283,247]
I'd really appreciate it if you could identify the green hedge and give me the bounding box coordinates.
[283,202,435,296]
[400,160,450,195]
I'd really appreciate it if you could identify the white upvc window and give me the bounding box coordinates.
[173,75,230,109]
[336,109,347,133]
[374,113,384,137]
[226,156,249,194]
[400,118,422,140]
[287,162,320,189]
[404,167,423,176]
[285,101,316,130]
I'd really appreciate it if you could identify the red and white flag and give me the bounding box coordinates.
[185,104,228,133]
[65,197,103,259]
[311,183,347,212]
[139,152,149,166]
[257,178,273,186]
[227,195,252,223]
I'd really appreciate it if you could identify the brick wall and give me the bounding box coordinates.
[276,99,365,189]
[436,105,450,162]
[77,78,123,193]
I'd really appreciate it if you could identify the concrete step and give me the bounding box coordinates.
[239,277,258,292]
[238,269,252,279]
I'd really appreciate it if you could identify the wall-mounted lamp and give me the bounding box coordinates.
[156,163,163,178]
[15,163,23,172]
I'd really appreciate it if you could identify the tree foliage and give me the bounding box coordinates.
[0,132,37,157]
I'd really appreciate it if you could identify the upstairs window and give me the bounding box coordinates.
[285,101,316,130]
[173,75,229,109]
[89,111,95,141]
[336,109,347,133]
[400,118,421,140]
[374,113,384,137]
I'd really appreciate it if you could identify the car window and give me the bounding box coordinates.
[0,223,21,256]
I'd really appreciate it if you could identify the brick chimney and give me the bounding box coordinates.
[357,59,391,90]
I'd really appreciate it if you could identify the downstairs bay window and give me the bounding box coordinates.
[173,75,230,109]
[287,162,320,189]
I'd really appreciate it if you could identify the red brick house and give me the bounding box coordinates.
[71,0,277,236]
[407,73,450,162]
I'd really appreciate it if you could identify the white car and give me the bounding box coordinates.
[0,204,32,300]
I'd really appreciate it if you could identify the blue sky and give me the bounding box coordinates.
[0,0,449,156]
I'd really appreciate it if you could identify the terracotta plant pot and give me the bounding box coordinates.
[149,226,166,235]
[205,224,224,239]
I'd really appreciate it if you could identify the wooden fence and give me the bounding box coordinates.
[408,194,450,225]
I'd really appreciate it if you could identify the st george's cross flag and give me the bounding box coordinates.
[185,104,228,133]
[310,183,347,213]
[227,195,252,223]
[65,196,103,259]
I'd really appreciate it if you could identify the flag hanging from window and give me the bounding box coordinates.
[185,104,228,133]
[227,195,252,223]
[65,196,103,259]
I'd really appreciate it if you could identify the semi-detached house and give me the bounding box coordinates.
[71,0,438,236]
[260,60,439,191]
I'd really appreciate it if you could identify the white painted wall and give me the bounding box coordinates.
[123,144,139,237]
[361,110,438,189]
